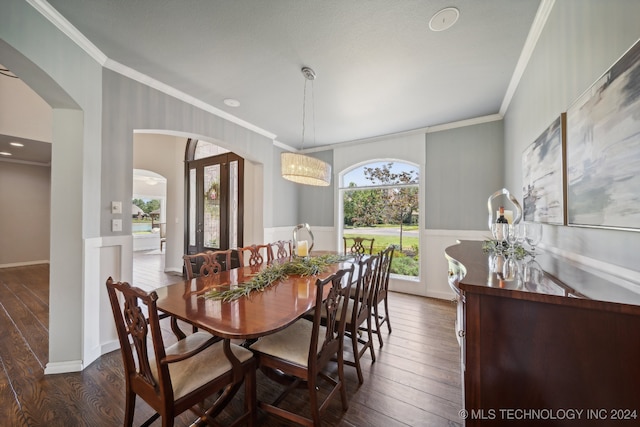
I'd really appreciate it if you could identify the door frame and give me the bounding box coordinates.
[184,149,244,256]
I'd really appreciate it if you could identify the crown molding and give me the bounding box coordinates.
[27,0,277,142]
[273,140,298,152]
[500,0,555,116]
[302,113,503,153]
[104,59,277,140]
[26,0,107,65]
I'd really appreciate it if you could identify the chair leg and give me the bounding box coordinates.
[350,327,364,384]
[123,389,136,427]
[160,412,174,427]
[373,303,384,347]
[337,350,349,410]
[245,365,257,427]
[383,296,392,333]
[365,315,376,362]
[307,376,321,427]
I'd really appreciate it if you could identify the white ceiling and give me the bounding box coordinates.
[2,0,544,163]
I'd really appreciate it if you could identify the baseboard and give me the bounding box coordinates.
[424,289,457,301]
[101,339,121,356]
[44,360,83,375]
[0,260,50,269]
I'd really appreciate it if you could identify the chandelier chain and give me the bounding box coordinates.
[301,77,307,150]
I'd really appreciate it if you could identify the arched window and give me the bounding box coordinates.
[340,161,420,278]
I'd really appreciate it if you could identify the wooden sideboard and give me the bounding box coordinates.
[445,240,640,426]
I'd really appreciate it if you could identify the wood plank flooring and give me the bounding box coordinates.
[0,252,462,426]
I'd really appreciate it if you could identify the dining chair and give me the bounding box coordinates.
[308,255,378,384]
[181,250,233,336]
[249,265,355,427]
[183,250,232,280]
[269,240,292,262]
[106,278,256,427]
[343,255,379,384]
[372,245,395,347]
[343,236,375,256]
[238,244,273,267]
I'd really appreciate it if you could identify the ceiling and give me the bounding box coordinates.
[2,0,544,164]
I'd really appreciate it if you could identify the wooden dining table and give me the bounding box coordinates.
[155,257,356,340]
[154,255,360,425]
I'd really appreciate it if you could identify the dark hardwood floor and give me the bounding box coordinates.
[0,251,462,426]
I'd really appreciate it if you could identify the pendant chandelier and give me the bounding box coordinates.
[281,67,332,186]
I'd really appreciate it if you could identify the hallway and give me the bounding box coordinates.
[132,249,183,292]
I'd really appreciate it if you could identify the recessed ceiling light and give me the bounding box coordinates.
[224,98,241,107]
[10,142,24,147]
[429,7,459,32]
[0,151,12,156]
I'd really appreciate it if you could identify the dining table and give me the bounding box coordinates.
[154,254,358,425]
[155,255,357,340]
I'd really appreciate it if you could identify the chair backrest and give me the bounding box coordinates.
[105,278,171,404]
[183,250,231,280]
[309,265,355,368]
[270,240,292,262]
[209,249,234,271]
[351,255,379,325]
[343,236,375,255]
[374,245,395,303]
[239,244,273,267]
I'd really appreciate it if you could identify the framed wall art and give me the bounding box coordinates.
[566,39,640,230]
[522,113,566,225]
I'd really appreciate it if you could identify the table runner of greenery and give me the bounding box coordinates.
[201,254,351,302]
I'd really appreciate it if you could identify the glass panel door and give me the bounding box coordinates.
[186,152,243,256]
[203,164,221,248]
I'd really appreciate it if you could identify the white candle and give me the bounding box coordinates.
[297,240,308,257]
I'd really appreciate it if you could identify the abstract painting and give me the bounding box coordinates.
[522,114,566,224]
[566,39,640,230]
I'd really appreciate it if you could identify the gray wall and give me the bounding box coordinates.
[1,0,102,366]
[0,162,51,265]
[101,69,277,234]
[504,0,640,272]
[426,120,504,230]
[296,150,335,226]
[271,145,299,227]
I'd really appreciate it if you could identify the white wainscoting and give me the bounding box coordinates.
[76,235,130,373]
[392,229,489,300]
[264,226,338,253]
[133,232,160,251]
[265,226,488,301]
[260,226,640,303]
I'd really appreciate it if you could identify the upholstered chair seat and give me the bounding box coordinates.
[149,331,254,400]
[249,319,325,368]
[249,266,354,426]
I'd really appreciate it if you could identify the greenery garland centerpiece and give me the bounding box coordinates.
[201,254,351,302]
[481,239,529,260]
